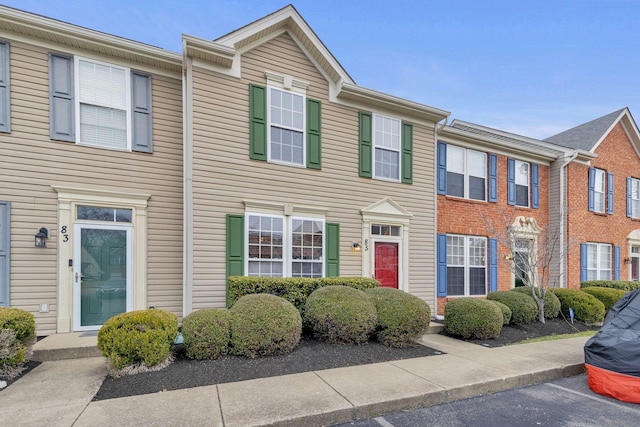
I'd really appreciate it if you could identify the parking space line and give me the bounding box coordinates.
[374,416,395,427]
[546,383,640,415]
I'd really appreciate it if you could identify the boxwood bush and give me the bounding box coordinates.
[488,300,512,325]
[487,291,537,324]
[181,308,231,360]
[229,294,302,358]
[97,309,178,371]
[227,276,379,311]
[304,286,377,344]
[510,287,561,319]
[581,287,627,313]
[444,298,503,339]
[0,307,36,380]
[551,288,605,325]
[365,287,431,347]
[581,280,640,291]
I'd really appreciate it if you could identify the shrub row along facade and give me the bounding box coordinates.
[1,5,639,334]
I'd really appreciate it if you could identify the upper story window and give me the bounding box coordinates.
[627,177,640,219]
[589,168,614,214]
[507,159,539,209]
[593,168,605,213]
[514,160,529,207]
[372,114,401,181]
[446,234,486,296]
[446,145,486,201]
[585,242,611,280]
[268,87,305,166]
[49,53,153,153]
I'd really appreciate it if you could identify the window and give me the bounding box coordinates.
[371,224,400,236]
[592,169,605,213]
[586,243,611,280]
[446,235,486,296]
[514,238,533,287]
[373,114,401,181]
[628,178,640,219]
[77,206,132,222]
[268,87,305,166]
[0,41,9,133]
[445,145,486,200]
[49,54,152,152]
[247,214,324,278]
[515,160,529,207]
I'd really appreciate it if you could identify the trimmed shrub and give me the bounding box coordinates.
[581,280,640,292]
[489,300,512,325]
[487,291,537,325]
[97,309,178,371]
[551,289,605,325]
[0,307,36,380]
[510,287,561,319]
[230,294,302,358]
[304,286,377,344]
[444,298,503,339]
[182,308,231,360]
[227,276,379,310]
[581,287,627,313]
[365,288,431,347]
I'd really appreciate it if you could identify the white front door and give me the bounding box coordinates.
[72,223,133,331]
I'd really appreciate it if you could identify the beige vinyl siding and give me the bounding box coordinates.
[0,39,183,335]
[548,158,563,288]
[189,33,437,310]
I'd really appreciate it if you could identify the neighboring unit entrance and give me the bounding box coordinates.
[73,224,132,330]
[374,241,399,288]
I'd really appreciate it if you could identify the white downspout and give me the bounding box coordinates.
[182,45,194,317]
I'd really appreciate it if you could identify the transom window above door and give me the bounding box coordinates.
[371,224,400,236]
[77,206,132,222]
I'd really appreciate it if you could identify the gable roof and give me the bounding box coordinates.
[544,108,629,151]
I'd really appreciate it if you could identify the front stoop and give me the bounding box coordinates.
[427,322,444,334]
[32,332,102,361]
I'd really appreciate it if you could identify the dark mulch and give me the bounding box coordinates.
[94,336,443,401]
[438,317,599,348]
[0,360,41,391]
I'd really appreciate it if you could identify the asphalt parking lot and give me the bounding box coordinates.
[332,374,640,427]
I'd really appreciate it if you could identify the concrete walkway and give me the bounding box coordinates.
[0,334,590,427]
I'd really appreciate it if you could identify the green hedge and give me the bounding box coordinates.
[551,289,605,325]
[227,276,379,310]
[444,298,503,339]
[510,287,561,319]
[0,307,36,379]
[181,308,231,360]
[581,280,640,291]
[487,291,537,325]
[488,300,512,325]
[581,287,627,313]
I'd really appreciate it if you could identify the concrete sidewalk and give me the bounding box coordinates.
[0,334,590,427]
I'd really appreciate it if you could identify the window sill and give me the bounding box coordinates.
[441,195,488,205]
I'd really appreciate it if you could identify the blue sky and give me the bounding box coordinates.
[4,0,639,139]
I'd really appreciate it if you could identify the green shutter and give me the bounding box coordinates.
[249,84,267,161]
[226,214,245,279]
[401,122,413,184]
[325,222,340,277]
[359,112,372,178]
[306,98,321,169]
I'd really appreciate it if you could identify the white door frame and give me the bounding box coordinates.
[371,237,402,288]
[72,223,133,331]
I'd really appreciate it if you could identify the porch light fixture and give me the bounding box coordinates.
[624,257,632,264]
[35,227,48,248]
[352,242,362,252]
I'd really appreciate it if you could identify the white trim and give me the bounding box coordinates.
[445,234,488,297]
[585,242,612,281]
[265,71,309,95]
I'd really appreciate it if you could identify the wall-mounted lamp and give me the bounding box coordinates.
[35,227,48,248]
[624,257,632,265]
[504,254,513,261]
[352,242,362,252]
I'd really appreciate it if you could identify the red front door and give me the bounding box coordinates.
[374,242,399,288]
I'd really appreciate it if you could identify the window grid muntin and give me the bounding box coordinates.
[291,218,324,278]
[446,145,486,201]
[371,224,400,237]
[373,114,401,181]
[268,87,305,166]
[247,214,284,277]
[446,234,487,296]
[76,206,132,223]
[75,57,131,150]
[515,160,529,207]
[586,242,612,281]
[631,178,640,218]
[593,169,605,213]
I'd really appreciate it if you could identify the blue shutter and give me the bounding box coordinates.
[131,72,153,153]
[607,173,614,214]
[0,201,9,306]
[614,246,620,280]
[0,41,10,133]
[49,53,75,142]
[588,168,595,212]
[507,158,516,205]
[489,238,498,293]
[437,234,447,296]
[437,142,447,194]
[531,164,539,209]
[627,177,633,218]
[488,154,497,202]
[580,243,588,282]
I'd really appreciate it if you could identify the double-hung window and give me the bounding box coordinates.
[373,114,401,181]
[586,243,611,280]
[247,214,324,278]
[628,177,640,218]
[446,145,486,200]
[268,87,305,166]
[515,160,529,207]
[592,169,605,213]
[446,235,486,296]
